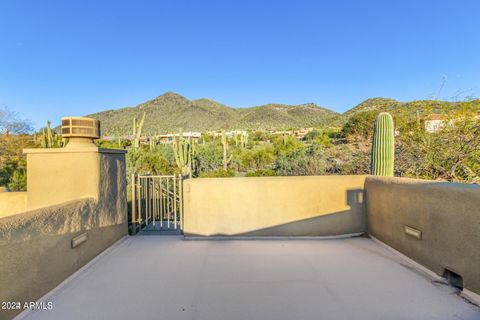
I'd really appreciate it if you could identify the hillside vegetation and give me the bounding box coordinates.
[345,97,480,117]
[117,109,479,185]
[89,92,480,136]
[2,95,479,191]
[88,92,341,135]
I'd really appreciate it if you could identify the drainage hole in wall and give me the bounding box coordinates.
[443,269,463,290]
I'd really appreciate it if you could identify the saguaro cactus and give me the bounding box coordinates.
[40,121,65,148]
[133,112,146,148]
[173,130,196,178]
[221,130,233,171]
[236,131,248,149]
[370,112,395,176]
[241,132,248,148]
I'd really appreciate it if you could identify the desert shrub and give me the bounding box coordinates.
[0,133,32,191]
[0,156,27,191]
[272,135,303,155]
[303,130,320,141]
[96,138,130,149]
[396,114,480,183]
[236,144,276,172]
[127,147,174,176]
[274,142,329,176]
[324,144,370,175]
[8,169,27,191]
[304,130,333,147]
[0,134,34,167]
[249,131,269,142]
[195,143,224,174]
[198,169,235,178]
[274,145,308,175]
[246,169,278,177]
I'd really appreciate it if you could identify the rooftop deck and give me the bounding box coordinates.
[18,236,479,320]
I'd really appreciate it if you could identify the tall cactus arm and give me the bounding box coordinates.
[46,121,54,147]
[221,130,229,171]
[134,112,146,148]
[41,128,47,148]
[173,139,182,168]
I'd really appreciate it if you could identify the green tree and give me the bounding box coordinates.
[0,157,27,191]
[0,107,33,135]
[341,111,378,141]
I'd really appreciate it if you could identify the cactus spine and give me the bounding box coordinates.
[370,112,395,176]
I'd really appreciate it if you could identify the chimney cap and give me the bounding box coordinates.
[61,117,100,139]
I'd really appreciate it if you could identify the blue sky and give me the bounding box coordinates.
[1,0,479,128]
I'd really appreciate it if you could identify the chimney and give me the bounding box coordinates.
[61,117,100,149]
[23,117,126,210]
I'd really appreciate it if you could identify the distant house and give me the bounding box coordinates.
[107,132,201,144]
[293,128,314,139]
[226,130,247,137]
[158,132,201,143]
[424,113,480,133]
[270,130,293,136]
[209,130,247,137]
[424,114,449,133]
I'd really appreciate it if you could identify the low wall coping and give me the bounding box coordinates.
[23,147,127,154]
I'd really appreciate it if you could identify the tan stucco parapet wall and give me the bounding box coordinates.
[23,147,127,211]
[183,175,367,237]
[0,192,27,218]
[1,145,128,319]
[365,176,480,300]
[0,147,127,219]
[0,197,127,320]
[23,147,127,154]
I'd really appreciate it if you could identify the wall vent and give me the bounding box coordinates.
[404,225,422,240]
[71,232,88,248]
[443,269,463,290]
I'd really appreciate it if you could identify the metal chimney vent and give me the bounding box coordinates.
[61,117,100,139]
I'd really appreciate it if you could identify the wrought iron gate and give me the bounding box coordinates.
[131,174,183,233]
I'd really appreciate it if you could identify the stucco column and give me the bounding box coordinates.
[23,147,127,210]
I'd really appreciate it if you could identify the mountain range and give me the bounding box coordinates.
[88,92,480,136]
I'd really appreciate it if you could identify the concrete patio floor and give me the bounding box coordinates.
[19,236,479,320]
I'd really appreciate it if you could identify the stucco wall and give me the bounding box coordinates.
[183,175,366,237]
[0,192,27,218]
[0,148,127,320]
[0,198,127,320]
[365,176,480,296]
[24,148,127,210]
